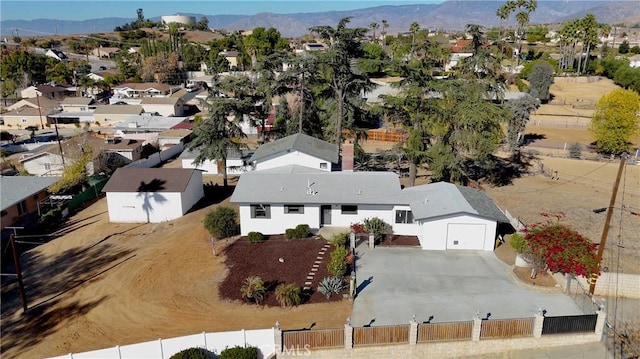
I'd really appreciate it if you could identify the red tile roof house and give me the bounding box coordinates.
[102,168,204,223]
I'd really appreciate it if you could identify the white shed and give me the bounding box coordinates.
[102,168,204,223]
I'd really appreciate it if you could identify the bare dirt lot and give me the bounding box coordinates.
[2,77,637,358]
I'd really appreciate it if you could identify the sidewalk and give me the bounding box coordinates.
[461,342,607,359]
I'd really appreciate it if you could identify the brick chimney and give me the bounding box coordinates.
[342,140,354,172]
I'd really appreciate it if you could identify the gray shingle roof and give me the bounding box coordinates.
[230,165,401,205]
[102,168,198,193]
[249,133,339,164]
[1,176,59,211]
[179,147,246,160]
[403,182,508,222]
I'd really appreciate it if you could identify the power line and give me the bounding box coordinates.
[512,161,611,195]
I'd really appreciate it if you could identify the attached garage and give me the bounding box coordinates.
[405,183,509,251]
[102,167,204,223]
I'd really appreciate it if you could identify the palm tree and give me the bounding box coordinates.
[381,20,389,49]
[369,22,379,43]
[240,275,266,304]
[514,0,537,66]
[409,22,421,57]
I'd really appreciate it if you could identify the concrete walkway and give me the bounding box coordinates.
[461,342,608,359]
[352,245,584,326]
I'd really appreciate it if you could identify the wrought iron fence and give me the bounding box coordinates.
[542,314,597,335]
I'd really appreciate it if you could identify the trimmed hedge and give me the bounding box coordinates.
[247,231,265,243]
[219,346,258,359]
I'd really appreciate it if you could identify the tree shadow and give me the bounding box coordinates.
[522,133,546,146]
[137,179,168,223]
[1,239,134,354]
[464,152,536,187]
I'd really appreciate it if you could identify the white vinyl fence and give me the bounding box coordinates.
[48,328,275,359]
[125,143,184,169]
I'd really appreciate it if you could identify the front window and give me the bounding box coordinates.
[250,204,271,218]
[17,200,27,215]
[285,205,304,214]
[341,205,358,215]
[395,210,414,224]
[319,162,328,169]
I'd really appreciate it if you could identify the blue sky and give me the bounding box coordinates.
[1,1,443,21]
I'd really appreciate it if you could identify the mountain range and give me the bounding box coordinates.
[2,1,639,38]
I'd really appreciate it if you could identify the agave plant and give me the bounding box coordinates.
[317,276,346,299]
[240,275,265,304]
[275,283,301,307]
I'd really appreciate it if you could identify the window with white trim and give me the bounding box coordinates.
[250,204,271,218]
[395,210,414,224]
[285,205,304,214]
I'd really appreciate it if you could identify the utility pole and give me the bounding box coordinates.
[35,90,45,129]
[9,234,28,312]
[589,155,627,295]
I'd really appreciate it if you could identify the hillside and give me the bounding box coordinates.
[2,1,639,38]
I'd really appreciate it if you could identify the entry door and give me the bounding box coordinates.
[320,205,332,226]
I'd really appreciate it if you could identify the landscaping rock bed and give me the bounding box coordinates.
[378,235,420,246]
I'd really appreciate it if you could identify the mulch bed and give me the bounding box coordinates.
[219,235,348,307]
[377,235,420,246]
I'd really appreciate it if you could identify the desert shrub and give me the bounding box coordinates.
[327,246,349,277]
[240,275,265,304]
[516,78,529,92]
[509,233,526,254]
[219,346,258,359]
[363,217,392,242]
[568,142,582,159]
[275,283,302,307]
[204,206,239,238]
[285,228,296,240]
[329,232,349,247]
[247,231,264,243]
[294,224,310,238]
[169,347,213,359]
[317,276,346,299]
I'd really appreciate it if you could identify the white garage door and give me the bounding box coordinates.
[446,223,486,250]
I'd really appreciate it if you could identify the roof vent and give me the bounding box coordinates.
[357,189,363,195]
[305,179,317,196]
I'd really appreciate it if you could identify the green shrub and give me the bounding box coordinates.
[510,233,527,254]
[275,283,302,307]
[363,217,392,242]
[568,142,582,159]
[204,206,239,238]
[39,207,62,228]
[285,228,296,240]
[329,232,349,248]
[240,275,265,304]
[317,276,346,299]
[247,231,264,243]
[516,78,529,92]
[219,346,258,359]
[169,347,213,359]
[327,246,349,277]
[294,224,310,238]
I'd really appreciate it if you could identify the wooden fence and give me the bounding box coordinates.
[480,318,535,339]
[366,129,408,143]
[353,325,410,346]
[282,329,344,349]
[417,321,473,343]
[542,314,598,335]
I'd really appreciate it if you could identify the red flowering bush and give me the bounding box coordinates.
[523,212,599,278]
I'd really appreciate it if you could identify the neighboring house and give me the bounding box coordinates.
[93,105,144,124]
[630,55,640,68]
[60,97,96,112]
[19,135,143,176]
[303,43,327,52]
[140,97,185,116]
[21,84,73,100]
[249,133,339,172]
[112,114,191,134]
[49,97,96,124]
[112,83,172,98]
[45,48,68,62]
[230,165,508,251]
[102,167,204,223]
[92,47,120,59]
[6,96,59,112]
[445,39,473,71]
[0,176,59,229]
[157,129,193,149]
[180,147,253,175]
[219,50,238,69]
[0,107,55,128]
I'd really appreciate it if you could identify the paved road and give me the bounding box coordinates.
[351,247,584,326]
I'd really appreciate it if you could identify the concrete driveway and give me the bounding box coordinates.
[351,246,584,326]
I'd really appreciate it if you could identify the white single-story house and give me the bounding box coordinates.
[112,83,172,98]
[140,97,185,117]
[630,54,640,69]
[230,165,509,251]
[180,147,253,175]
[93,105,144,124]
[249,133,339,172]
[45,49,68,62]
[102,168,204,223]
